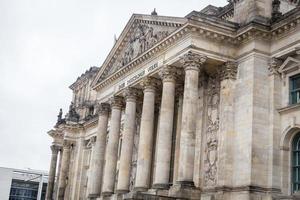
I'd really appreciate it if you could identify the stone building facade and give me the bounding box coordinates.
[45,1,300,199]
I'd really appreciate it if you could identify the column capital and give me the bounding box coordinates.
[159,66,181,83]
[220,61,238,81]
[268,58,282,76]
[50,145,61,154]
[124,87,140,102]
[63,140,74,149]
[90,136,97,144]
[180,51,207,71]
[97,103,110,115]
[110,96,124,110]
[140,77,160,90]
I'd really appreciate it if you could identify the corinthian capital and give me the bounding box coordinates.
[220,62,238,81]
[63,140,74,149]
[140,77,160,90]
[110,96,124,109]
[50,145,61,154]
[268,58,282,76]
[124,87,140,102]
[159,65,181,82]
[180,51,207,71]
[97,103,110,115]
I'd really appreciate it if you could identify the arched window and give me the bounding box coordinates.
[292,133,300,192]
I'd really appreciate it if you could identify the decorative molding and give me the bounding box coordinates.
[159,65,181,82]
[220,61,238,81]
[204,75,220,187]
[268,58,282,76]
[140,76,160,90]
[97,103,111,115]
[110,96,124,109]
[63,140,75,149]
[124,87,141,102]
[93,11,300,92]
[50,145,61,154]
[181,51,207,71]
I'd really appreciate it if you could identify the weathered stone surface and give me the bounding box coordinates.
[46,1,300,200]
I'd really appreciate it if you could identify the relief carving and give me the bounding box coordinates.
[99,23,171,82]
[204,75,220,187]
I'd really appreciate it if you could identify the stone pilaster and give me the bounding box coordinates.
[88,103,110,199]
[135,77,160,191]
[86,136,96,197]
[46,145,60,200]
[102,96,124,196]
[177,51,207,186]
[217,62,237,187]
[153,66,179,189]
[57,140,73,200]
[116,88,139,194]
[267,58,282,190]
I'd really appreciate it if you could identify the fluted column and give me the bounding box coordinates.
[177,51,207,186]
[153,66,178,188]
[102,96,123,196]
[57,140,73,200]
[88,103,110,199]
[46,145,60,200]
[135,77,159,191]
[116,88,139,193]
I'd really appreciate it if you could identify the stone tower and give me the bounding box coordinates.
[233,0,273,24]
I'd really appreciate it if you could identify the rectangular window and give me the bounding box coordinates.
[290,74,300,105]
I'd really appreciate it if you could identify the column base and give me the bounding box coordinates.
[176,181,195,188]
[169,182,200,200]
[88,193,100,200]
[115,189,129,194]
[102,191,113,197]
[133,186,148,192]
[152,183,171,189]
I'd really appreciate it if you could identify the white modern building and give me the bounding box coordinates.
[0,167,48,200]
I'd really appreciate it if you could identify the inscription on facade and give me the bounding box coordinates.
[117,63,159,91]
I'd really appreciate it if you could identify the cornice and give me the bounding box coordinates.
[92,10,300,92]
[48,129,64,139]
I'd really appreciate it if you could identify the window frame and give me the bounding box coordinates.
[292,132,300,193]
[289,74,300,105]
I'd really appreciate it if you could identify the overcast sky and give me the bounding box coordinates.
[0,0,227,171]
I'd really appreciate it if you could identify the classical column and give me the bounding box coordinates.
[45,145,60,200]
[217,62,237,187]
[88,103,110,199]
[153,66,178,188]
[135,77,159,191]
[54,148,63,199]
[102,96,123,196]
[172,87,184,185]
[177,51,207,186]
[57,140,73,200]
[116,88,139,193]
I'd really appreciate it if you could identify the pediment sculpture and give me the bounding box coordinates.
[97,21,178,83]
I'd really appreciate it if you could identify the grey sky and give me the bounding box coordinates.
[0,0,227,171]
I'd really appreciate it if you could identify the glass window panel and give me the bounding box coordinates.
[292,133,300,193]
[290,75,300,104]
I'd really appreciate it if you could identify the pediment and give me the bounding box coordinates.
[279,57,300,73]
[92,14,186,87]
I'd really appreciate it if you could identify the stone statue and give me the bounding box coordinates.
[55,108,65,126]
[66,102,80,122]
